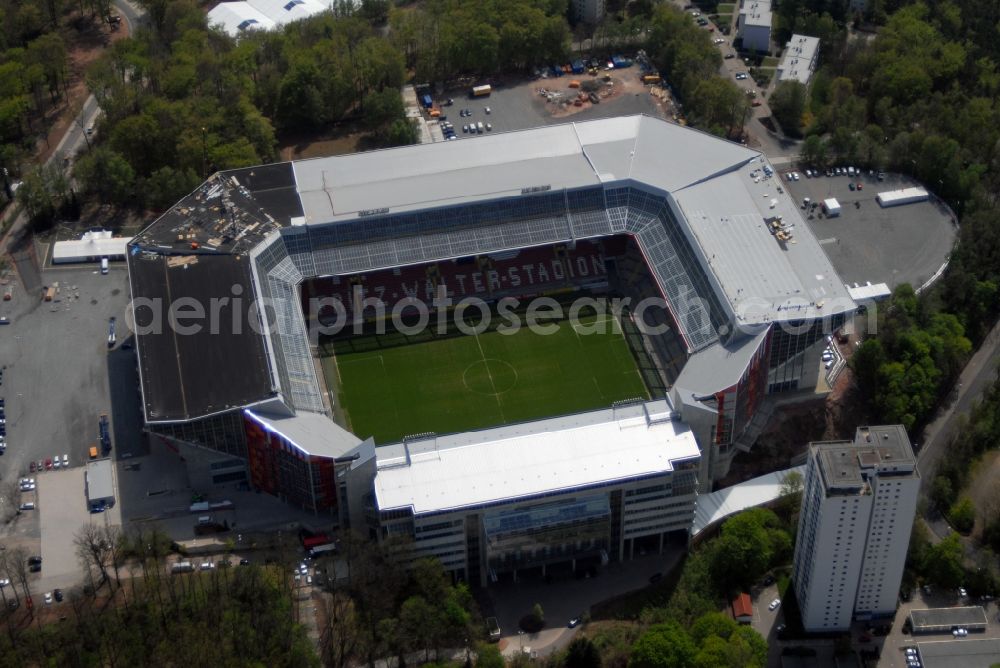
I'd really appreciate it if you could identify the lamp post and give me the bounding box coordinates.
[518,630,524,649]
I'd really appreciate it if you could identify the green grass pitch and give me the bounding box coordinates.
[322,314,649,444]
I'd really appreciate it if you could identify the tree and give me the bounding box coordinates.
[770,81,807,137]
[778,470,804,515]
[565,636,602,668]
[629,622,697,668]
[949,497,976,534]
[708,509,786,591]
[476,643,505,668]
[922,532,965,589]
[74,146,135,207]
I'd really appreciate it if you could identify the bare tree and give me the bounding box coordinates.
[103,525,126,592]
[7,546,31,616]
[318,590,362,668]
[74,524,111,588]
[0,481,19,524]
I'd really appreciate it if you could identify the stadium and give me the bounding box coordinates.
[127,114,854,583]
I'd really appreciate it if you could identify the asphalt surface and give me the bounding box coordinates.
[0,266,132,483]
[785,171,956,290]
[918,320,1000,499]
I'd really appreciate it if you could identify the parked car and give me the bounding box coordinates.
[768,598,781,611]
[568,617,581,628]
[53,589,63,602]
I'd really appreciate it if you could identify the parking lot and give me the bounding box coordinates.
[37,466,122,591]
[427,72,668,142]
[0,260,138,584]
[782,171,957,291]
[0,263,133,484]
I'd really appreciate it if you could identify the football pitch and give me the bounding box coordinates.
[321,314,649,444]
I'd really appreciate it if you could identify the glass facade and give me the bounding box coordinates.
[483,494,611,570]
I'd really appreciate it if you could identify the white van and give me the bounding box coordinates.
[100,257,109,274]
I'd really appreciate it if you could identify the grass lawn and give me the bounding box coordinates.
[322,314,648,444]
[714,12,733,25]
[716,2,735,10]
[762,56,780,67]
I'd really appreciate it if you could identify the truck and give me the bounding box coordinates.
[642,74,662,84]
[421,93,433,109]
[89,445,98,459]
[471,84,492,97]
[99,414,111,453]
[171,561,194,574]
[43,285,56,301]
[108,317,116,348]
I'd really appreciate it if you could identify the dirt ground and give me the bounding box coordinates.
[963,450,1000,539]
[279,130,366,162]
[538,73,651,119]
[36,12,130,165]
[717,357,866,488]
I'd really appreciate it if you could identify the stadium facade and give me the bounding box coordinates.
[127,115,853,580]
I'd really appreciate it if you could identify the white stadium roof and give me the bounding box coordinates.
[374,399,701,516]
[290,115,853,329]
[244,409,362,459]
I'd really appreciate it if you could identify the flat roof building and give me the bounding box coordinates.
[369,399,702,585]
[916,638,1000,668]
[53,230,129,264]
[207,0,343,37]
[909,606,988,634]
[776,35,820,85]
[793,426,919,632]
[85,458,115,509]
[737,0,772,53]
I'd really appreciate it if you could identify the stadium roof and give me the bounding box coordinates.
[129,252,275,422]
[244,409,362,459]
[373,399,701,516]
[673,315,768,396]
[129,114,853,422]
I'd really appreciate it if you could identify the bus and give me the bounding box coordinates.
[471,84,492,97]
[108,317,116,348]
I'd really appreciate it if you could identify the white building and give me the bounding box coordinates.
[776,34,820,85]
[366,400,701,586]
[208,0,338,37]
[736,0,772,53]
[85,458,116,511]
[52,229,129,264]
[792,425,919,632]
[572,0,605,24]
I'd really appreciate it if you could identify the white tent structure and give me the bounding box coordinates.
[53,230,129,264]
[823,197,841,217]
[876,187,929,208]
[208,0,332,37]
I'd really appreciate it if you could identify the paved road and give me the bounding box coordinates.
[916,319,1000,542]
[1,0,144,260]
[917,319,1000,490]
